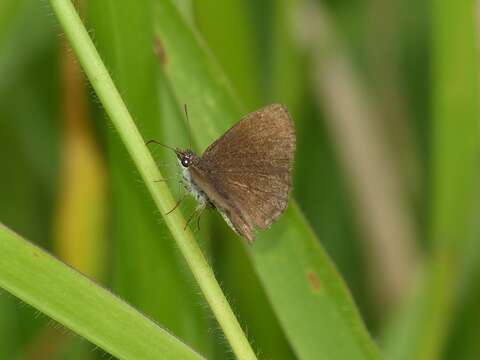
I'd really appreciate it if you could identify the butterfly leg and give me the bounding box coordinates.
[166,192,187,215]
[184,204,207,231]
[195,206,207,232]
[153,176,176,183]
[153,171,181,183]
[184,209,197,230]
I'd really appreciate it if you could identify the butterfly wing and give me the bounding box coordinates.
[191,104,295,242]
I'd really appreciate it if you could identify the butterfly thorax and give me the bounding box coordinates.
[175,148,213,209]
[176,148,243,237]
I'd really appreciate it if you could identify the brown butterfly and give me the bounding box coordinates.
[152,103,296,243]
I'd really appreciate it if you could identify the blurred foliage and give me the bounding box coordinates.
[0,0,478,359]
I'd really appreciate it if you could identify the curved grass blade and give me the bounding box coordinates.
[48,1,257,358]
[194,1,297,358]
[0,223,204,360]
[154,1,381,358]
[85,0,211,354]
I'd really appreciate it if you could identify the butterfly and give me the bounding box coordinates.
[152,103,295,243]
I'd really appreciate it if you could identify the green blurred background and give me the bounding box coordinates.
[0,0,478,359]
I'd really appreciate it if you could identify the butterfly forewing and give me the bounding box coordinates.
[191,104,295,242]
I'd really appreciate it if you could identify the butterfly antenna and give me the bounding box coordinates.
[146,139,176,153]
[184,104,193,150]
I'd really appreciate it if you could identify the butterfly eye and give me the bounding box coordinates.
[181,158,190,167]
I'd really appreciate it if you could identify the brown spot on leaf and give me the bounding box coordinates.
[307,271,321,293]
[154,36,167,65]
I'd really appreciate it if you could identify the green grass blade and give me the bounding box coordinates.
[0,223,203,360]
[271,0,372,328]
[195,2,296,358]
[444,221,480,359]
[429,0,478,254]
[194,0,264,109]
[0,2,61,356]
[0,296,18,359]
[85,0,210,354]
[154,1,381,358]
[0,1,55,98]
[382,0,479,358]
[48,1,256,358]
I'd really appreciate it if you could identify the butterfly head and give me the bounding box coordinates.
[175,148,195,168]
